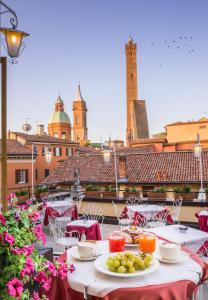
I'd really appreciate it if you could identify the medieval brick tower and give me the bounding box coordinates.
[72,84,88,143]
[125,36,149,146]
[48,95,71,140]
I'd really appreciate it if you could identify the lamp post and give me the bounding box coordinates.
[194,134,206,202]
[0,1,29,210]
[103,144,118,198]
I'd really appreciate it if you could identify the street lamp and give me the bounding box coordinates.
[0,1,29,210]
[194,134,206,202]
[102,144,118,198]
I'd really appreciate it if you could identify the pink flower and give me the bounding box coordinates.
[21,258,34,277]
[69,263,75,273]
[11,247,23,255]
[7,278,23,298]
[0,213,6,225]
[28,211,40,222]
[23,245,34,256]
[33,224,46,244]
[58,261,68,280]
[4,232,15,246]
[47,261,57,276]
[14,212,21,221]
[35,271,52,291]
[32,292,40,300]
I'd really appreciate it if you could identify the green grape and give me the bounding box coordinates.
[109,266,116,272]
[113,260,120,268]
[106,259,113,267]
[114,256,120,261]
[128,267,136,273]
[117,266,126,273]
[127,260,133,268]
[121,259,127,266]
[144,255,153,267]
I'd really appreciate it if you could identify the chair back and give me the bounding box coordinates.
[82,203,104,224]
[73,196,82,213]
[126,195,143,207]
[172,196,183,222]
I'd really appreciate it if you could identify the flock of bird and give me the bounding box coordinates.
[149,35,196,67]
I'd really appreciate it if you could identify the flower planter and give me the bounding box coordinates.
[147,192,166,200]
[101,191,117,199]
[40,192,49,199]
[175,193,195,201]
[85,191,101,198]
[123,192,139,199]
[17,195,28,204]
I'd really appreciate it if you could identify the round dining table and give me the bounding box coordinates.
[45,239,208,300]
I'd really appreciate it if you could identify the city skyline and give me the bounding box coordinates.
[3,0,208,142]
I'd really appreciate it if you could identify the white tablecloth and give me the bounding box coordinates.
[67,240,202,298]
[198,211,208,216]
[146,225,208,253]
[127,204,164,220]
[68,219,98,227]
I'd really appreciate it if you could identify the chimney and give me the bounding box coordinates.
[118,153,127,180]
[37,124,44,135]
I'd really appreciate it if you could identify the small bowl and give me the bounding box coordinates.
[179,226,188,232]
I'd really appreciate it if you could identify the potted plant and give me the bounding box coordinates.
[16,190,29,203]
[35,186,49,200]
[123,187,139,198]
[85,185,100,198]
[0,193,74,300]
[102,185,117,198]
[147,187,166,200]
[180,185,195,201]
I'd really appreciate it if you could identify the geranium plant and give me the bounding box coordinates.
[0,194,75,300]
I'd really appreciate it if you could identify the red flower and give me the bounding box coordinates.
[33,224,46,245]
[47,261,58,276]
[0,213,6,225]
[28,211,40,222]
[35,271,52,291]
[4,232,15,246]
[21,258,34,277]
[7,278,23,298]
[58,261,68,280]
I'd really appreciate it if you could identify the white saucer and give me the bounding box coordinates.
[154,251,189,264]
[70,246,102,261]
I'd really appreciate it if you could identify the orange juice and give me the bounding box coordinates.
[139,233,156,253]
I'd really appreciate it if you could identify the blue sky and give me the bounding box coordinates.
[2,0,208,142]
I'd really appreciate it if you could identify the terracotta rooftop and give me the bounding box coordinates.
[43,151,208,185]
[10,132,78,145]
[130,138,167,145]
[0,140,32,157]
[166,118,208,127]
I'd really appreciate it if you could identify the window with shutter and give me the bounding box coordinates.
[59,148,62,156]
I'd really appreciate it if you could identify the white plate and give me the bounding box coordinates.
[70,246,102,261]
[154,251,189,264]
[94,252,159,278]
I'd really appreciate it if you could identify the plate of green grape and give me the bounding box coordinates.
[94,251,159,278]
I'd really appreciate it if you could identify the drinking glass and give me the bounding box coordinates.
[139,233,156,253]
[108,234,125,252]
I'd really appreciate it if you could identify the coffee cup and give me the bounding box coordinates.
[77,241,96,258]
[159,242,181,261]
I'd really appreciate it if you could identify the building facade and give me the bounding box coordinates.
[8,131,78,186]
[126,37,149,146]
[72,85,88,144]
[48,95,71,140]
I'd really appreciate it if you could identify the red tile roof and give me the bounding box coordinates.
[0,140,32,157]
[11,132,78,145]
[43,151,208,185]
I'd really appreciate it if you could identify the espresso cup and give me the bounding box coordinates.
[77,241,96,258]
[159,242,181,261]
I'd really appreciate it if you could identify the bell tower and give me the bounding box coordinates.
[72,85,88,144]
[125,36,149,146]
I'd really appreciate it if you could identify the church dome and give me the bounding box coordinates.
[48,95,71,124]
[48,111,70,124]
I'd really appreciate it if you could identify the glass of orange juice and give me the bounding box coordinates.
[139,233,156,253]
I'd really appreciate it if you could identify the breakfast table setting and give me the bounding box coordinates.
[45,226,208,300]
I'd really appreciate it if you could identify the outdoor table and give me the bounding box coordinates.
[124,204,173,225]
[146,224,208,254]
[66,219,102,241]
[43,201,78,226]
[195,210,208,232]
[45,239,208,300]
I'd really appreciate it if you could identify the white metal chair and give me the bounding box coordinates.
[126,195,143,207]
[54,206,74,230]
[49,221,80,250]
[147,204,169,228]
[82,203,104,224]
[112,201,133,229]
[72,196,83,214]
[172,197,183,224]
